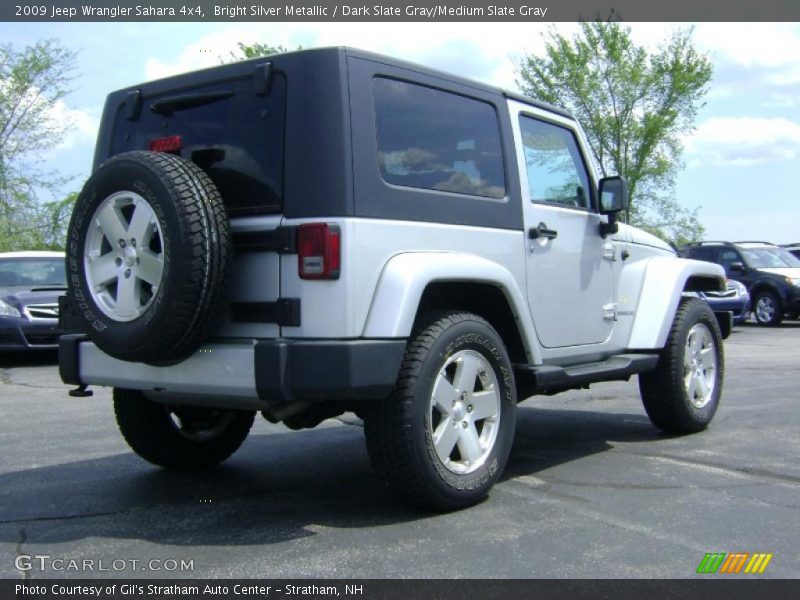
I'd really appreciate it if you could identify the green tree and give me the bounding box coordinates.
[0,39,78,250]
[38,191,78,250]
[515,22,712,243]
[0,191,76,252]
[226,42,299,63]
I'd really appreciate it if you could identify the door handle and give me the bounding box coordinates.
[529,222,558,240]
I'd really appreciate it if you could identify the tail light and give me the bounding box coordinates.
[148,135,183,153]
[298,223,340,280]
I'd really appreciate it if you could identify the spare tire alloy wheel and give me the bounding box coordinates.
[67,151,231,364]
[84,191,164,322]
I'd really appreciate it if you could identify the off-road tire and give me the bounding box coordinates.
[114,389,255,469]
[364,312,517,511]
[639,297,724,434]
[66,151,230,364]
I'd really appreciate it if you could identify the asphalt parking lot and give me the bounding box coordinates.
[1,322,798,580]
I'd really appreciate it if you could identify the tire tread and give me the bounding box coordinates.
[67,151,231,363]
[639,297,724,434]
[114,388,254,469]
[365,311,510,510]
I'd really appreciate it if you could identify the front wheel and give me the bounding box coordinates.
[753,290,783,326]
[639,297,724,434]
[114,389,255,469]
[364,312,517,511]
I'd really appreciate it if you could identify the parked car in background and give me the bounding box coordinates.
[0,251,66,351]
[690,279,750,324]
[680,241,800,326]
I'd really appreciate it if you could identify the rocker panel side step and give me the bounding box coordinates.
[514,353,660,397]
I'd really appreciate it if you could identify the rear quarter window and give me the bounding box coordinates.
[373,77,506,199]
[685,246,718,262]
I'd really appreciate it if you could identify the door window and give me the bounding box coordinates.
[519,116,591,209]
[719,249,742,271]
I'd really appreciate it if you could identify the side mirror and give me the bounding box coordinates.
[599,176,629,214]
[729,261,745,273]
[598,176,629,237]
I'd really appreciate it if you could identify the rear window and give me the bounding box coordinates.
[110,73,286,216]
[373,77,506,199]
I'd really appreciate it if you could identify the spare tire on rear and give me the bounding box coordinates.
[66,151,231,364]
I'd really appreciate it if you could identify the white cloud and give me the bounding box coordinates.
[695,23,800,70]
[695,23,800,98]
[143,22,576,88]
[144,27,267,80]
[685,117,800,167]
[142,22,733,101]
[0,78,99,156]
[49,102,100,151]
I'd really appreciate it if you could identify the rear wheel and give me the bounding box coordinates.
[639,298,724,434]
[364,312,517,510]
[114,389,255,469]
[753,290,782,326]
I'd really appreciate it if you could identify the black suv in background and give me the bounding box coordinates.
[781,243,800,260]
[680,241,800,326]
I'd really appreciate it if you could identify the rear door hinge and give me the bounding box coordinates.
[232,226,297,254]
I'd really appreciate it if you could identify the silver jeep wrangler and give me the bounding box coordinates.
[60,48,728,510]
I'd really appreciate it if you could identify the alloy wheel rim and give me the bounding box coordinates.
[756,296,775,323]
[83,191,164,322]
[428,349,501,474]
[683,323,717,409]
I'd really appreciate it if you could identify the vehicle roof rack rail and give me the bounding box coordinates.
[685,240,734,246]
[733,241,775,245]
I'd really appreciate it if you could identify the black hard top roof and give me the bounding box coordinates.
[125,46,574,121]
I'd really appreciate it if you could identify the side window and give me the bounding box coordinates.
[688,246,718,262]
[373,77,506,199]
[519,115,591,209]
[719,249,741,270]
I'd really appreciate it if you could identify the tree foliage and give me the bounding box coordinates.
[516,22,713,243]
[227,42,298,62]
[0,39,78,251]
[0,192,76,252]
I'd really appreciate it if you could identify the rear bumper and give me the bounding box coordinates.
[59,335,406,407]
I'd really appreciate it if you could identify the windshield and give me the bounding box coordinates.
[742,247,800,269]
[0,258,66,287]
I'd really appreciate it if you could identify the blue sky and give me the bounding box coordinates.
[3,22,799,243]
